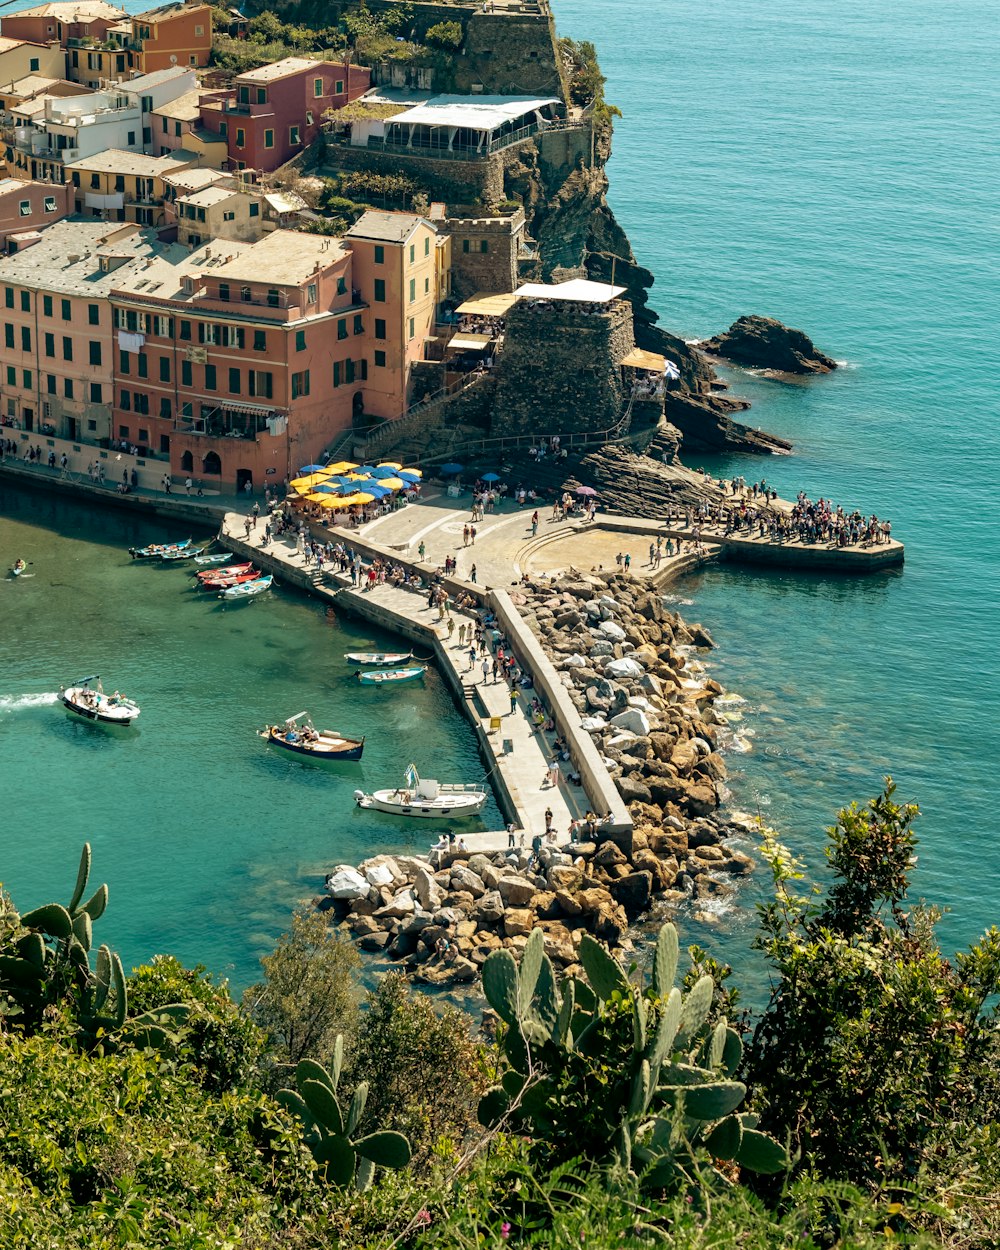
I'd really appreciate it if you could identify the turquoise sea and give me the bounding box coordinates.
[558,0,1000,956]
[1,0,998,986]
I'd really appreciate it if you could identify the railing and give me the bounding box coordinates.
[367,122,540,163]
[356,372,491,457]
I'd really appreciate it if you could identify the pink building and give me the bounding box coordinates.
[0,176,71,249]
[199,56,370,173]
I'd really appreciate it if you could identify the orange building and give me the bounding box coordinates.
[0,1,125,48]
[129,0,211,73]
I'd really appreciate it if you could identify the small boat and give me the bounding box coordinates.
[354,764,486,819]
[59,675,140,726]
[355,666,426,685]
[192,550,234,566]
[10,559,27,577]
[219,574,272,601]
[196,561,252,579]
[345,650,414,666]
[129,538,191,560]
[160,546,205,562]
[200,568,261,590]
[258,712,365,762]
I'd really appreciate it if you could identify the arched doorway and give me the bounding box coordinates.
[236,468,253,494]
[352,391,365,418]
[202,451,222,476]
[180,450,194,472]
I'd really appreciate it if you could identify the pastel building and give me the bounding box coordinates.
[64,147,198,225]
[0,34,64,86]
[150,87,227,164]
[198,57,371,173]
[175,181,266,246]
[0,175,72,248]
[8,65,195,181]
[0,1,125,48]
[127,1,212,73]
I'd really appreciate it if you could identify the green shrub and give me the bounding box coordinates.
[425,20,463,50]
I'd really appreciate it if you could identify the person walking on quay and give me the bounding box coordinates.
[508,687,519,716]
[469,526,477,545]
[547,758,561,788]
[418,540,426,561]
[458,622,467,646]
[530,510,539,536]
[649,542,656,566]
[624,552,632,572]
[615,552,623,569]
[447,616,455,643]
[463,524,470,546]
[162,474,172,494]
[470,563,477,584]
[507,822,517,848]
[468,644,477,671]
[481,656,490,683]
[185,476,193,495]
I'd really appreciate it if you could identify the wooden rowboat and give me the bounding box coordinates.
[199,568,260,590]
[219,574,272,601]
[344,651,413,665]
[258,713,364,762]
[197,562,252,580]
[129,538,190,559]
[355,666,426,685]
[160,546,205,562]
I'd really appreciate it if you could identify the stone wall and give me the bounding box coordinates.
[458,12,568,100]
[444,210,525,299]
[490,299,635,438]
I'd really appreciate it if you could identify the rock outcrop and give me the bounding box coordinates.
[700,315,838,375]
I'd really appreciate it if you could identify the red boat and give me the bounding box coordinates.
[198,568,261,590]
[196,562,252,581]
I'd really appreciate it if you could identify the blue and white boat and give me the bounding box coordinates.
[355,666,426,685]
[219,574,272,601]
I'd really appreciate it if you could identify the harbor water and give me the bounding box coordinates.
[0,484,501,987]
[559,0,999,960]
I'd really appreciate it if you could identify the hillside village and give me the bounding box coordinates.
[0,0,757,496]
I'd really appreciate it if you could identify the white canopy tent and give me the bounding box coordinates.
[514,279,627,303]
[384,95,560,156]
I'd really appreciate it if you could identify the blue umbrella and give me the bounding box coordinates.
[298,464,327,474]
[335,480,362,495]
[440,463,464,475]
[371,465,401,479]
[312,483,339,494]
[481,471,501,482]
[365,483,392,499]
[397,470,421,484]
[353,465,377,476]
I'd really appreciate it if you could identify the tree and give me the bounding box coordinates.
[243,908,360,1089]
[348,973,488,1164]
[746,780,1000,1187]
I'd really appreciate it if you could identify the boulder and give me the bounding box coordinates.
[700,314,838,375]
[561,653,587,668]
[581,715,607,733]
[591,899,628,946]
[589,640,615,657]
[326,868,370,901]
[593,841,627,868]
[610,708,651,737]
[547,864,583,891]
[498,874,537,907]
[555,889,583,915]
[348,914,383,936]
[618,775,652,804]
[609,871,653,916]
[504,908,535,937]
[375,888,417,919]
[363,862,396,888]
[679,782,719,817]
[598,621,627,642]
[412,867,443,911]
[420,957,477,985]
[359,931,393,952]
[450,866,486,898]
[475,889,506,924]
[606,657,644,680]
[640,672,663,697]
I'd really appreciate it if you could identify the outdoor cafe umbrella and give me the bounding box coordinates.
[576,485,599,497]
[310,483,340,494]
[376,462,403,471]
[397,469,422,483]
[481,472,501,482]
[363,482,393,499]
[352,492,376,505]
[440,463,464,475]
[298,464,327,474]
[371,465,402,479]
[325,461,358,474]
[353,465,377,476]
[376,477,405,491]
[334,479,364,495]
[321,493,366,509]
[289,473,328,492]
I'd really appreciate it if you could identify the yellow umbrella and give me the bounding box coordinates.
[345,472,371,481]
[290,473,330,492]
[305,491,333,503]
[314,495,346,509]
[324,493,366,509]
[352,492,375,505]
[326,461,358,474]
[376,461,402,471]
[378,477,405,490]
[400,467,423,478]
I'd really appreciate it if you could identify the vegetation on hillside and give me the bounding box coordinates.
[1,783,998,1248]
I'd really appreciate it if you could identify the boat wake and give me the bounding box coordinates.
[0,691,59,711]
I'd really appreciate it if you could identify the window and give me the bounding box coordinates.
[3,288,11,308]
[306,110,313,126]
[205,365,216,390]
[120,350,130,374]
[263,128,274,149]
[29,56,39,71]
[90,383,102,404]
[249,202,259,217]
[332,361,341,387]
[134,393,149,415]
[291,369,309,398]
[5,366,13,385]
[267,288,279,307]
[181,360,192,386]
[425,236,430,256]
[20,327,30,351]
[62,336,72,361]
[307,282,317,304]
[240,286,251,302]
[462,239,470,253]
[127,131,136,146]
[63,377,74,399]
[228,367,240,394]
[335,79,344,94]
[44,195,57,212]
[61,299,70,321]
[43,295,52,317]
[345,359,354,384]
[21,369,31,389]
[19,200,31,217]
[235,128,245,149]
[159,356,169,382]
[218,283,230,302]
[289,125,300,146]
[256,87,266,104]
[137,354,148,379]
[353,314,363,335]
[336,276,347,296]
[71,172,80,188]
[374,349,386,367]
[337,320,347,341]
[314,77,324,97]
[220,121,227,136]
[180,320,191,341]
[295,329,306,351]
[88,304,99,325]
[481,239,489,253]
[374,318,386,340]
[138,428,149,444]
[20,291,29,312]
[3,325,12,349]
[374,279,385,303]
[424,276,429,294]
[409,243,414,263]
[120,389,131,410]
[408,317,415,339]
[223,210,235,222]
[115,175,125,192]
[249,370,272,399]
[89,341,101,366]
[253,330,266,351]
[159,397,171,419]
[195,22,204,35]
[374,245,384,264]
[46,374,56,394]
[162,116,168,133]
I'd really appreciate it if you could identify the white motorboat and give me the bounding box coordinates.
[354,764,487,819]
[60,676,140,726]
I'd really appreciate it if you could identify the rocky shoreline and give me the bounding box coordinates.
[320,570,757,985]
